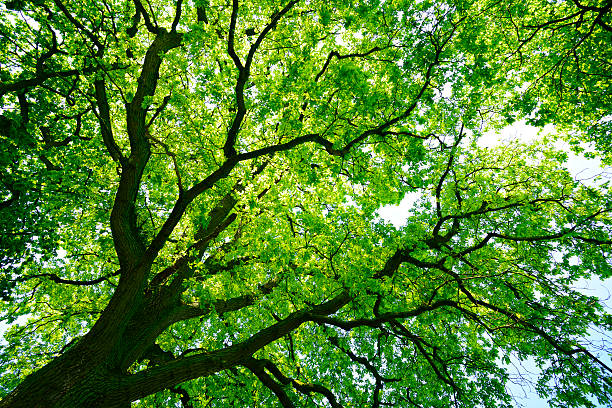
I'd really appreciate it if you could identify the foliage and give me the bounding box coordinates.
[0,0,611,407]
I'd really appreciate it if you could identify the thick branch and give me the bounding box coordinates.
[94,79,123,163]
[171,0,183,32]
[223,0,299,157]
[176,275,281,321]
[111,291,351,403]
[132,0,159,34]
[310,300,458,330]
[244,357,343,408]
[17,271,120,286]
[0,67,88,97]
[227,0,243,70]
[244,360,296,408]
[314,46,384,82]
[148,212,237,289]
[111,29,182,270]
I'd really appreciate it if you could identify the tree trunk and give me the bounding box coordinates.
[0,350,130,408]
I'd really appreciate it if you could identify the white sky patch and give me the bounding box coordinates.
[479,121,612,185]
[478,121,552,148]
[376,191,421,228]
[0,315,30,347]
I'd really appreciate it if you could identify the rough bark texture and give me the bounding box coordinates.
[3,1,611,407]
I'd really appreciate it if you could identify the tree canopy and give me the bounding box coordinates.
[0,0,611,407]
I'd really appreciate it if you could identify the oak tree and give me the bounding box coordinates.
[0,0,611,407]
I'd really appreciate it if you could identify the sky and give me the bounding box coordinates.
[378,121,612,408]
